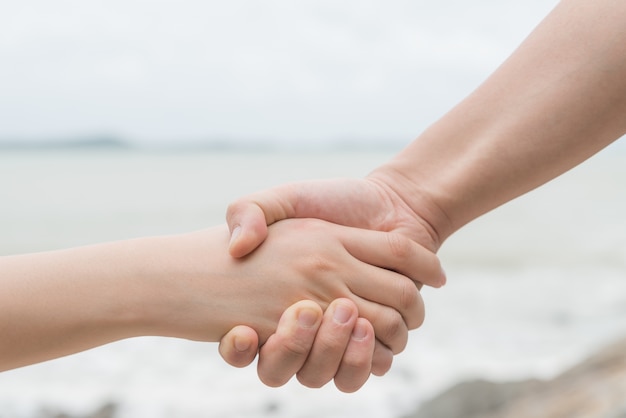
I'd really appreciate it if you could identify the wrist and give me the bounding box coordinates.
[367,158,452,251]
[130,228,250,343]
[126,231,220,340]
[369,115,503,245]
[88,236,178,340]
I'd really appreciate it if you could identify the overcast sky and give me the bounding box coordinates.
[0,0,560,144]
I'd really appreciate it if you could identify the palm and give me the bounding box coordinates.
[251,177,439,252]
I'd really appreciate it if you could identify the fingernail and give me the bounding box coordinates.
[234,335,252,352]
[229,226,241,246]
[333,304,352,324]
[298,307,319,328]
[352,322,368,340]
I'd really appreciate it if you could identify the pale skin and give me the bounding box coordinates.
[226,298,381,392]
[219,298,385,392]
[219,0,626,382]
[0,219,443,391]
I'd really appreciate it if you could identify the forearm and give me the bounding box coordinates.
[373,0,626,243]
[1,220,429,371]
[0,233,209,371]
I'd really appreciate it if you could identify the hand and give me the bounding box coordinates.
[226,176,446,282]
[218,178,445,386]
[168,219,436,350]
[220,298,381,393]
[214,215,439,389]
[0,217,426,372]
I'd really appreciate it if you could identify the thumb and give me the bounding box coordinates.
[218,325,260,368]
[227,201,270,258]
[226,185,299,258]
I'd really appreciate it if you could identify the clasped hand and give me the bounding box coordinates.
[217,176,446,392]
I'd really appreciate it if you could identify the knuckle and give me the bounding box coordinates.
[386,233,412,260]
[301,253,337,274]
[296,372,331,389]
[397,279,419,313]
[317,335,347,354]
[293,217,324,232]
[341,353,371,371]
[282,343,309,359]
[376,310,407,354]
[397,281,425,331]
[371,343,393,376]
[411,294,426,330]
[279,336,312,358]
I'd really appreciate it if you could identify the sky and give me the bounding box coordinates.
[0,0,560,145]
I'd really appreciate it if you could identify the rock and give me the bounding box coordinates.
[85,403,117,418]
[404,379,546,418]
[37,402,117,418]
[405,337,626,418]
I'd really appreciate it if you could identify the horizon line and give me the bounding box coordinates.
[0,136,409,152]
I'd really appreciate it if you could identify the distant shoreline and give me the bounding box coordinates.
[0,138,130,150]
[0,137,408,153]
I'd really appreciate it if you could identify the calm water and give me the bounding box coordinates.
[1,147,626,418]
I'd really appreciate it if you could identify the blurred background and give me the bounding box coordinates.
[1,0,561,146]
[3,1,626,417]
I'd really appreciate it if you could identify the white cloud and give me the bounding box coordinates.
[0,0,559,143]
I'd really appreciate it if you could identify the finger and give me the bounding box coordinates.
[330,232,426,335]
[345,263,425,332]
[226,179,372,258]
[335,227,433,330]
[333,318,375,393]
[257,301,323,388]
[218,326,259,368]
[227,185,299,258]
[371,339,394,376]
[296,299,358,389]
[348,297,409,354]
[342,227,446,288]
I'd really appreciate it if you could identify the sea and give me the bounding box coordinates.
[1,143,626,418]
